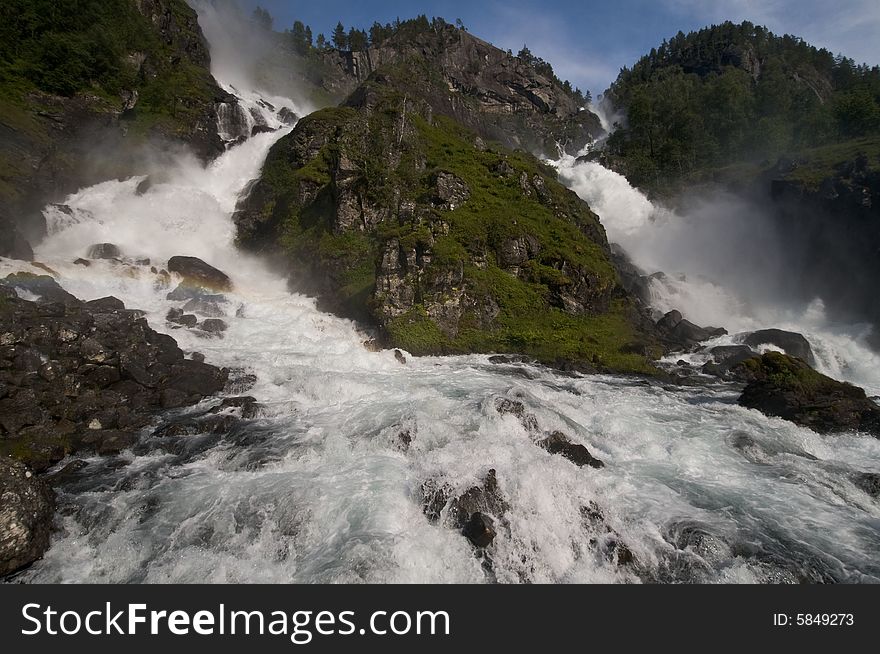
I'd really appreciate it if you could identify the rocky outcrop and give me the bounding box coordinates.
[737,352,880,436]
[0,279,228,472]
[743,329,816,366]
[0,457,54,577]
[299,23,601,156]
[656,310,727,350]
[234,69,656,371]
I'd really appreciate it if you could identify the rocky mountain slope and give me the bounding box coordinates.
[234,39,657,373]
[0,0,232,259]
[297,20,602,156]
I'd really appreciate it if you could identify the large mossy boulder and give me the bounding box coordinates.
[737,352,880,436]
[234,70,658,373]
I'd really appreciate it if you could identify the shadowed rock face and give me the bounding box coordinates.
[737,352,880,436]
[0,457,55,577]
[0,279,228,472]
[743,329,816,367]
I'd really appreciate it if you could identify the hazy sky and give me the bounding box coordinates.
[239,0,880,94]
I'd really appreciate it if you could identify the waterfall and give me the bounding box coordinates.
[3,3,879,585]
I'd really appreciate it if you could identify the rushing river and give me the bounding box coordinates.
[4,5,880,584]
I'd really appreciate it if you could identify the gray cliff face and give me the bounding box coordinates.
[309,25,602,156]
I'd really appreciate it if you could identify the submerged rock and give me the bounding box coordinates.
[537,431,605,469]
[422,469,509,549]
[737,352,880,436]
[743,329,816,367]
[0,457,54,577]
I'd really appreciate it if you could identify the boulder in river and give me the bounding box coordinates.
[743,329,816,367]
[701,345,759,379]
[656,310,727,350]
[737,352,880,436]
[537,431,605,469]
[167,256,232,294]
[0,457,54,577]
[87,243,122,260]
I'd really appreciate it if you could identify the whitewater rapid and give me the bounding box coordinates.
[3,9,880,582]
[552,154,880,396]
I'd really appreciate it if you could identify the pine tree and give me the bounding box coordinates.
[332,22,347,50]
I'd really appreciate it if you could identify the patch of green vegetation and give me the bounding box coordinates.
[414,115,615,283]
[743,351,856,395]
[386,306,447,354]
[783,136,880,189]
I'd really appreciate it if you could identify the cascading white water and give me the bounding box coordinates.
[552,154,880,396]
[4,4,880,584]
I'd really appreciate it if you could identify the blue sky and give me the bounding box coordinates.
[240,0,880,95]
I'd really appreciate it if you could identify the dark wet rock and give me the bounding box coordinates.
[85,296,125,312]
[702,345,758,379]
[198,318,228,336]
[166,360,228,397]
[251,125,276,137]
[727,430,818,464]
[656,310,727,350]
[853,472,880,498]
[462,512,496,549]
[394,429,413,452]
[0,457,54,577]
[166,308,197,328]
[278,107,298,125]
[2,273,80,306]
[87,243,121,260]
[737,352,880,436]
[0,292,228,471]
[394,350,407,365]
[538,431,605,469]
[422,469,508,549]
[167,256,232,293]
[609,244,652,304]
[45,459,88,486]
[154,413,239,439]
[210,396,261,420]
[135,177,153,196]
[494,397,539,431]
[182,296,227,317]
[743,329,816,367]
[73,258,91,267]
[80,429,137,455]
[190,352,206,363]
[580,502,635,567]
[488,354,535,365]
[226,370,257,394]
